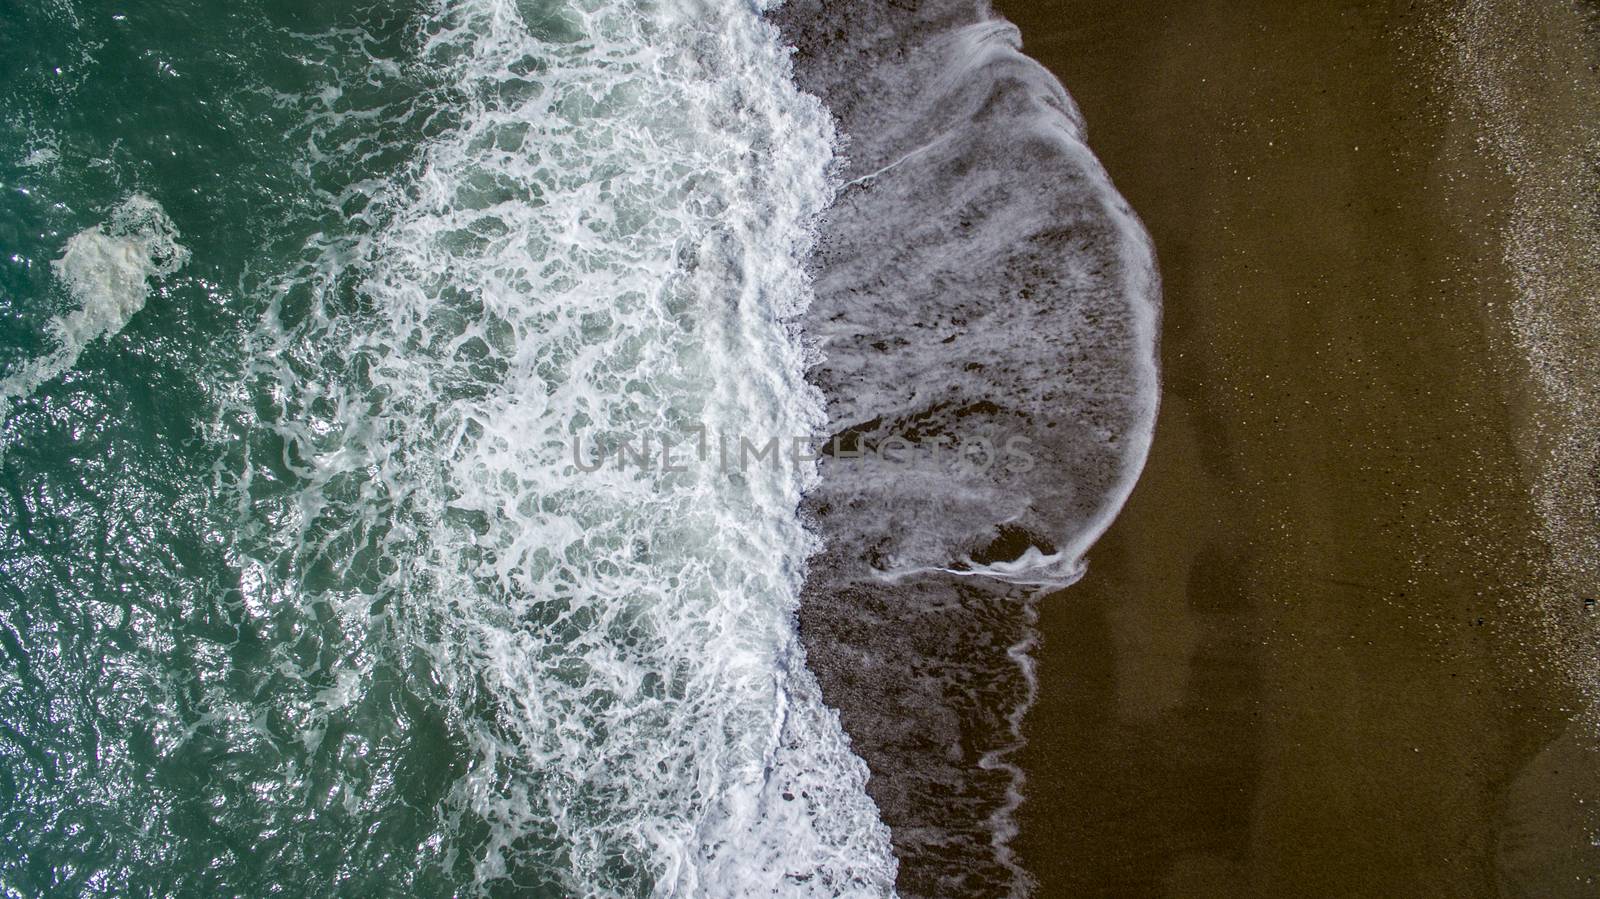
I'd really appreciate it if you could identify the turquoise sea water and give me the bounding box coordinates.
[0,1,897,895]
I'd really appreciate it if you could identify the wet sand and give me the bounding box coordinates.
[994,0,1600,895]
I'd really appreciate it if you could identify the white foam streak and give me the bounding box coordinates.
[1,194,189,415]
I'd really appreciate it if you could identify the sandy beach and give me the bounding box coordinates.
[995,0,1600,895]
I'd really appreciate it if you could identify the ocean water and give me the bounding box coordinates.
[0,1,900,895]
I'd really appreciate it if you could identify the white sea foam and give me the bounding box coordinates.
[0,193,189,415]
[21,142,58,169]
[218,0,898,894]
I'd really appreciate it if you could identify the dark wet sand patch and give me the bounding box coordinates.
[996,0,1600,895]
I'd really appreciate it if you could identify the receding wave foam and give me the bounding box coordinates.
[0,193,189,416]
[771,1,1161,895]
[215,0,896,895]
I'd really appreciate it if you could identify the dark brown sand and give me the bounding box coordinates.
[993,0,1600,895]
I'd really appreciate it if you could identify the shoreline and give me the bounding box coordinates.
[997,0,1599,894]
[769,2,1163,893]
